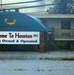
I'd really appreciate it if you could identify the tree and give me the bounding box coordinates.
[47,0,74,14]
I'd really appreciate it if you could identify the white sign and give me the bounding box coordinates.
[0,32,40,44]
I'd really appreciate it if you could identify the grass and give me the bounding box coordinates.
[63,56,74,60]
[10,67,45,72]
[39,56,74,60]
[35,67,45,72]
[9,68,25,71]
[9,67,53,72]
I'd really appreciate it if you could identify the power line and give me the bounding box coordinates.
[0,3,55,11]
[0,0,44,6]
[1,1,74,11]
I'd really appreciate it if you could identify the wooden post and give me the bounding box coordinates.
[48,27,54,50]
[39,32,45,52]
[40,32,44,52]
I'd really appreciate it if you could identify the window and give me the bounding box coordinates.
[61,21,71,29]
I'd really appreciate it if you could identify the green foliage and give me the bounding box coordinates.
[35,67,45,72]
[0,45,8,51]
[47,0,74,14]
[54,41,67,49]
[9,68,25,71]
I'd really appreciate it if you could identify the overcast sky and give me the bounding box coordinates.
[0,0,53,13]
[2,0,52,4]
[2,0,32,3]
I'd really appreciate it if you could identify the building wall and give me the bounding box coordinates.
[42,18,74,49]
[46,19,61,29]
[46,18,74,30]
[21,13,74,49]
[41,18,74,41]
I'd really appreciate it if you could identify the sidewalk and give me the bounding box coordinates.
[0,51,74,60]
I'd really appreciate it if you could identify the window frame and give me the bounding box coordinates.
[61,21,71,29]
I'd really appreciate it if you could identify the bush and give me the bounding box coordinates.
[54,41,68,50]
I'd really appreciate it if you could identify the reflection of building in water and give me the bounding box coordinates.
[0,0,52,13]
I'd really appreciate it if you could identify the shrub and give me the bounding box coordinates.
[54,41,67,49]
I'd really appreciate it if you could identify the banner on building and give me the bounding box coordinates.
[0,32,40,44]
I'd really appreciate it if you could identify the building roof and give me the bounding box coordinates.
[29,14,74,19]
[0,12,49,32]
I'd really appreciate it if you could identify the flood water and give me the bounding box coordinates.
[0,60,74,75]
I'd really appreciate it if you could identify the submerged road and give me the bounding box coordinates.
[0,51,74,75]
[0,60,74,75]
[0,51,74,60]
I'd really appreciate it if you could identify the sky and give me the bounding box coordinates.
[0,0,53,13]
[2,0,52,4]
